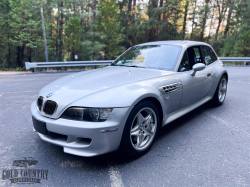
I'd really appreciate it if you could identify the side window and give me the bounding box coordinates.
[193,47,202,63]
[186,46,204,68]
[202,46,218,65]
[178,51,190,72]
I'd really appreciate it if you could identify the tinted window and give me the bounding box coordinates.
[178,51,190,72]
[112,45,182,71]
[202,46,218,65]
[186,46,204,68]
[193,47,202,63]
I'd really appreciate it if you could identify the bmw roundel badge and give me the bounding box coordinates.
[46,93,53,98]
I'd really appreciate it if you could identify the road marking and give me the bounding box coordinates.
[0,90,39,95]
[205,112,250,138]
[109,165,124,187]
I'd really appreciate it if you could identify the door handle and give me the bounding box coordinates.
[207,73,212,77]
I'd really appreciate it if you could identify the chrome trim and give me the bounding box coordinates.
[158,82,182,94]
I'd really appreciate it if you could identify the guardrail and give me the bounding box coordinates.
[25,57,250,70]
[25,60,113,70]
[219,57,250,63]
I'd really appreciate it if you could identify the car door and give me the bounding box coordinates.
[178,46,214,108]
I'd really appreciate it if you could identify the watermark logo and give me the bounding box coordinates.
[1,157,48,184]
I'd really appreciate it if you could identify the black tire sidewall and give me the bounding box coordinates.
[120,100,160,157]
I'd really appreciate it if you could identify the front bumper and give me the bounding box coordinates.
[31,101,133,157]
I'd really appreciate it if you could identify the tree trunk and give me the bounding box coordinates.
[91,0,95,25]
[132,0,136,22]
[190,0,197,40]
[17,46,23,67]
[200,0,210,41]
[182,0,189,40]
[8,33,11,64]
[213,17,222,51]
[133,0,136,8]
[148,0,158,41]
[72,51,75,61]
[213,0,227,51]
[158,0,163,21]
[224,2,233,36]
[29,47,32,62]
[128,0,132,12]
[58,1,64,61]
[207,6,215,42]
[56,17,59,59]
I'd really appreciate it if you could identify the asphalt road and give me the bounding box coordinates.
[0,67,249,187]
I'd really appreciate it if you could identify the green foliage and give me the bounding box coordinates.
[0,0,250,70]
[64,17,81,60]
[96,0,125,59]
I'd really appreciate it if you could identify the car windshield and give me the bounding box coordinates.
[111,45,182,71]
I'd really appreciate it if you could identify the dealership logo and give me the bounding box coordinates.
[1,157,48,184]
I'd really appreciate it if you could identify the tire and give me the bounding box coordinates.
[120,100,160,157]
[211,75,227,106]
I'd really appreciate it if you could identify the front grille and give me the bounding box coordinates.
[43,100,57,115]
[37,96,43,111]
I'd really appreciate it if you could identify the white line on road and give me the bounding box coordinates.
[205,112,250,138]
[109,165,124,187]
[0,90,39,95]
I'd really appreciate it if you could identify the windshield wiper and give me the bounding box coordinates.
[111,64,146,68]
[125,65,146,68]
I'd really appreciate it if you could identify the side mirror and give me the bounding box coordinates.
[191,63,205,76]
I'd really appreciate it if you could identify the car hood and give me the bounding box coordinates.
[39,66,175,107]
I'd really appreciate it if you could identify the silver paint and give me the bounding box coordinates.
[31,41,228,157]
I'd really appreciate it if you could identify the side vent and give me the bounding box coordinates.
[159,82,182,94]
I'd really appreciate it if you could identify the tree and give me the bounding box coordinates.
[213,0,228,52]
[182,0,189,39]
[199,0,210,41]
[8,0,42,67]
[1,0,250,70]
[96,0,125,59]
[64,17,81,61]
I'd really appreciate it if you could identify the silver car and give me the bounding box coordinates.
[31,41,228,157]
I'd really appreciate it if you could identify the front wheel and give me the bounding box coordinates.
[211,75,227,106]
[120,101,160,157]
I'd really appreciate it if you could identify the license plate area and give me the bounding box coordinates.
[32,116,48,135]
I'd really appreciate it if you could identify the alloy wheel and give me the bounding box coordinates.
[130,107,157,151]
[218,78,227,102]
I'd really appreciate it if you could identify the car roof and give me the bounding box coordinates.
[136,40,211,48]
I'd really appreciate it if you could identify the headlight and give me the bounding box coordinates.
[61,107,113,122]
